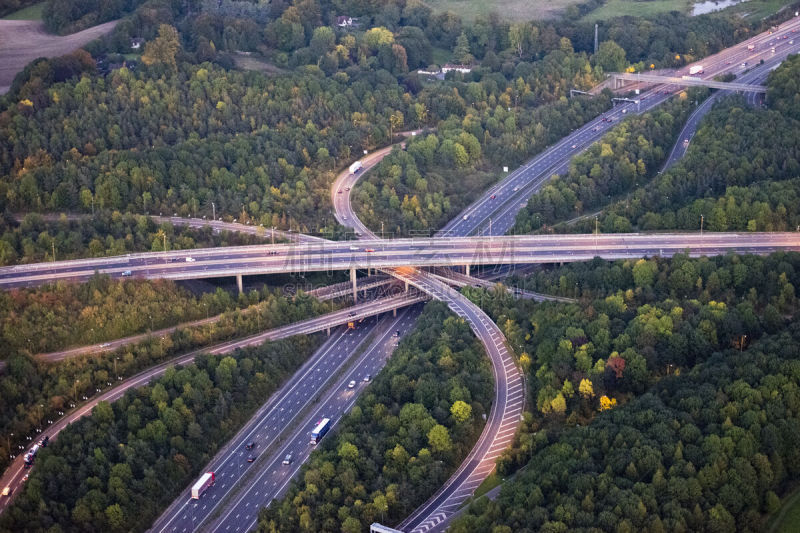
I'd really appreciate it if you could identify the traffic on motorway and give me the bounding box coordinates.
[153,308,421,533]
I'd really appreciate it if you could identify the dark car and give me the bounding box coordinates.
[245,442,256,450]
[247,455,257,463]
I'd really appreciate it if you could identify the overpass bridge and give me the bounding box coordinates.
[611,72,768,92]
[1,232,799,291]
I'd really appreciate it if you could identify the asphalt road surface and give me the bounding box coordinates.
[152,307,421,533]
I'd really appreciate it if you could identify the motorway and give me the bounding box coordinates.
[0,294,426,511]
[661,50,779,171]
[3,16,799,531]
[152,306,421,533]
[2,233,800,287]
[333,128,527,533]
[439,17,800,239]
[34,274,399,363]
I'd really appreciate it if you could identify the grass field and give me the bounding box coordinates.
[1,2,43,20]
[424,0,584,21]
[727,0,795,20]
[581,0,690,21]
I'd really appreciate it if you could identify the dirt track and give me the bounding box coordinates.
[0,19,117,94]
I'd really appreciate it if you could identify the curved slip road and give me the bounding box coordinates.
[0,292,426,512]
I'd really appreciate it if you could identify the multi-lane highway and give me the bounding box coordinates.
[661,50,783,171]
[34,276,407,362]
[439,17,800,239]
[3,16,799,531]
[333,125,527,533]
[2,233,799,288]
[153,306,421,533]
[0,294,427,510]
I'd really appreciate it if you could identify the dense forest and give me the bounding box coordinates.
[0,335,323,533]
[0,276,239,354]
[465,252,798,475]
[451,324,800,532]
[523,55,800,234]
[257,301,493,532]
[0,282,333,473]
[0,212,266,265]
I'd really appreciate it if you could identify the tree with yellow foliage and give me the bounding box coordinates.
[599,395,617,411]
[579,378,594,399]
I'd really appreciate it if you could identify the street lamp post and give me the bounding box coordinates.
[700,214,704,236]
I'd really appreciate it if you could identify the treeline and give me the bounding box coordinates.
[452,324,800,532]
[514,90,701,233]
[43,0,147,34]
[0,282,333,474]
[257,301,493,532]
[0,334,323,533]
[0,276,238,354]
[0,212,266,266]
[561,55,800,234]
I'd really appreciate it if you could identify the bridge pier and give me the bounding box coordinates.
[404,281,409,292]
[327,327,331,336]
[350,268,358,303]
[236,274,243,294]
[393,308,397,317]
[465,264,470,277]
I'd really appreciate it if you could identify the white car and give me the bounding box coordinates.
[347,380,356,389]
[185,257,196,262]
[1,487,10,497]
[462,215,469,221]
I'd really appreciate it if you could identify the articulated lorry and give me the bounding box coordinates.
[349,161,363,174]
[191,472,215,499]
[688,65,704,75]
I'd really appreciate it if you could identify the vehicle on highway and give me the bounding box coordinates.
[121,270,132,277]
[571,144,577,148]
[39,435,49,447]
[363,374,371,382]
[347,380,356,389]
[462,215,469,220]
[345,187,350,191]
[247,455,256,463]
[490,194,496,199]
[683,139,690,148]
[349,246,359,251]
[349,161,363,174]
[513,186,519,192]
[622,109,628,114]
[21,475,28,483]
[100,343,111,348]
[185,257,196,262]
[343,215,348,220]
[245,441,257,450]
[311,418,331,444]
[24,444,40,466]
[282,453,293,465]
[365,248,375,252]
[395,330,400,337]
[2,487,11,497]
[689,65,704,75]
[191,472,215,499]
[337,190,343,194]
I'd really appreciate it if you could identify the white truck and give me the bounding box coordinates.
[349,161,363,174]
[747,44,755,51]
[688,65,704,75]
[191,472,215,499]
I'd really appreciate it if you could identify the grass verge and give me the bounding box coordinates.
[2,2,44,20]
